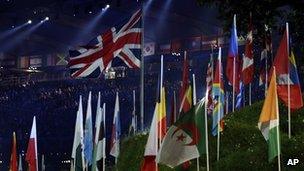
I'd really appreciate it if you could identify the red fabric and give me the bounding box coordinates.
[242,15,254,85]
[277,85,303,110]
[226,56,240,93]
[141,156,158,171]
[271,31,288,75]
[179,54,189,109]
[157,117,167,141]
[26,138,37,171]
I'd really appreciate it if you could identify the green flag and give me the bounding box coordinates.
[156,99,206,168]
[72,96,84,171]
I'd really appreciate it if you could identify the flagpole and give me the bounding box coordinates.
[217,47,222,161]
[173,91,176,123]
[225,92,229,114]
[160,55,164,144]
[103,103,106,171]
[133,90,136,134]
[274,68,281,171]
[249,83,252,106]
[204,92,210,171]
[192,74,199,171]
[286,22,291,139]
[232,56,235,112]
[140,2,145,132]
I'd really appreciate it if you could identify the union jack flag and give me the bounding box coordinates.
[68,10,142,78]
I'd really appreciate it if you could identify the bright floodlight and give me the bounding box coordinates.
[27,20,32,24]
[106,4,110,9]
[45,17,49,21]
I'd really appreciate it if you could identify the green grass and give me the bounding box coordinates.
[117,100,304,170]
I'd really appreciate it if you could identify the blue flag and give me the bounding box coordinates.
[236,82,244,109]
[84,92,93,165]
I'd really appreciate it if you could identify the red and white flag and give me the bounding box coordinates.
[26,117,38,171]
[242,14,254,85]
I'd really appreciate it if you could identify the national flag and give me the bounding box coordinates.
[9,132,18,171]
[92,92,106,171]
[271,29,303,110]
[258,69,280,162]
[242,14,254,85]
[157,87,167,140]
[156,99,206,168]
[226,14,240,93]
[206,58,214,115]
[68,10,142,78]
[26,116,38,171]
[179,51,190,114]
[236,82,244,109]
[212,48,225,136]
[72,96,85,171]
[129,90,137,135]
[259,25,272,86]
[18,154,22,171]
[140,104,158,171]
[84,92,93,166]
[143,42,155,56]
[110,93,121,158]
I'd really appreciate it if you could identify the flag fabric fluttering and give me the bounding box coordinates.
[206,58,214,115]
[179,51,190,114]
[110,93,121,159]
[271,30,303,110]
[68,10,142,78]
[26,116,38,171]
[226,14,240,94]
[236,81,244,109]
[258,69,281,162]
[156,99,206,168]
[212,48,225,136]
[92,92,106,171]
[9,132,18,171]
[242,14,254,85]
[72,96,85,171]
[259,25,272,86]
[158,87,167,140]
[84,92,93,166]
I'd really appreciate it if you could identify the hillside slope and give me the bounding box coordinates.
[118,101,304,170]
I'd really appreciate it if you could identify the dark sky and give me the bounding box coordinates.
[0,0,221,56]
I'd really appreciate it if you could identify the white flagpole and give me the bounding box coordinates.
[192,74,199,171]
[204,92,210,171]
[140,2,145,132]
[286,22,291,139]
[232,15,236,113]
[249,83,252,106]
[133,90,136,134]
[225,92,229,115]
[103,103,106,171]
[217,47,222,161]
[274,68,281,171]
[160,55,164,144]
[173,91,177,123]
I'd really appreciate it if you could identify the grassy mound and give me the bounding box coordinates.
[118,101,304,170]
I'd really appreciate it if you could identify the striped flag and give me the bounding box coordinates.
[212,48,225,136]
[206,58,213,115]
[110,93,121,159]
[226,15,240,93]
[258,69,280,162]
[179,51,190,114]
[242,14,254,85]
[26,117,38,171]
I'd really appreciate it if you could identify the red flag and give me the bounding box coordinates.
[169,92,176,126]
[242,14,254,85]
[9,132,18,171]
[271,29,303,110]
[206,59,213,115]
[179,51,190,114]
[26,117,38,171]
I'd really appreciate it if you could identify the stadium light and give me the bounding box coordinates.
[45,17,49,21]
[106,4,110,9]
[27,20,32,24]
